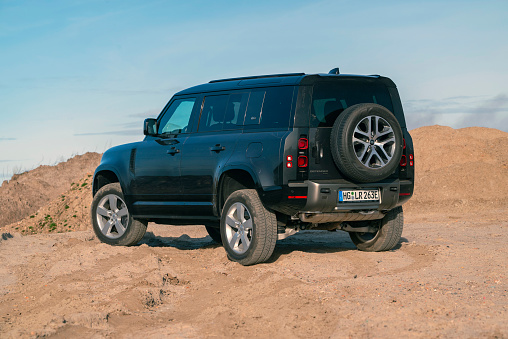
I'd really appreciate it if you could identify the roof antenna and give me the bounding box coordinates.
[328,67,340,75]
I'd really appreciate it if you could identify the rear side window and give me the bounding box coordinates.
[243,86,294,129]
[311,82,394,127]
[198,95,229,132]
[198,93,248,132]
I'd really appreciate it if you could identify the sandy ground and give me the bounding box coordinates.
[1,210,507,338]
[1,126,507,338]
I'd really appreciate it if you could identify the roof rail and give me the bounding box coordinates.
[209,73,305,83]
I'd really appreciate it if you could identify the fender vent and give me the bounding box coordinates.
[129,148,137,175]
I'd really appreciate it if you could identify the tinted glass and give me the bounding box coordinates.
[244,86,293,129]
[198,95,229,132]
[244,91,265,125]
[224,93,248,130]
[311,82,394,127]
[158,98,197,134]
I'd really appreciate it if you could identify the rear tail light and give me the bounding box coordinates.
[400,139,414,167]
[400,155,407,167]
[298,156,308,167]
[298,138,308,150]
[287,134,308,181]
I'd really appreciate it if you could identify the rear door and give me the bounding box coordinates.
[308,80,395,180]
[179,92,248,216]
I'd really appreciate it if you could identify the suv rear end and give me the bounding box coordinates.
[269,72,414,251]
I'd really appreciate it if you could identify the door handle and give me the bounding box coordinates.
[210,144,226,152]
[167,148,180,155]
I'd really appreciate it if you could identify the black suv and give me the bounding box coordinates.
[91,68,414,265]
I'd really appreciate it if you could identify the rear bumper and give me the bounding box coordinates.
[286,178,413,223]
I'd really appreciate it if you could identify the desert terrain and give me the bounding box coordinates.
[0,125,507,338]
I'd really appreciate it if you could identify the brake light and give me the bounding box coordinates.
[403,138,406,149]
[409,154,414,166]
[400,155,407,167]
[296,134,309,181]
[298,138,308,150]
[298,156,308,167]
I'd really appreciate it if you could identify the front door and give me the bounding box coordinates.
[129,96,198,217]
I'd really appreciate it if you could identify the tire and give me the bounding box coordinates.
[204,224,222,243]
[91,183,147,246]
[349,206,403,252]
[220,189,277,266]
[330,103,403,183]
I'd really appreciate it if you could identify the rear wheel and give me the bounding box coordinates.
[91,183,147,246]
[204,224,222,243]
[220,189,277,266]
[349,206,403,252]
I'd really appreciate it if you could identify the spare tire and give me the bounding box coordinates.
[330,103,403,183]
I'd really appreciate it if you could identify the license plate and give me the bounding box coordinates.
[338,189,380,203]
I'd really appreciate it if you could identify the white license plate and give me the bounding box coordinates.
[338,189,380,203]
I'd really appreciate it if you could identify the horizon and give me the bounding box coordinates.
[1,0,507,182]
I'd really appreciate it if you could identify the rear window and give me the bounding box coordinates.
[311,81,394,127]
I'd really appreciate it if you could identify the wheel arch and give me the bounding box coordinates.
[215,167,259,217]
[93,169,121,196]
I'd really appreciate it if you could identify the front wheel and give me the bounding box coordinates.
[220,189,277,266]
[91,183,147,246]
[349,206,403,252]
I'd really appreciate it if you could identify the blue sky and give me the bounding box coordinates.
[1,0,507,182]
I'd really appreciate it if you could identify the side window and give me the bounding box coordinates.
[243,86,294,129]
[158,98,197,134]
[224,93,248,130]
[198,93,248,132]
[244,91,265,125]
[198,95,229,132]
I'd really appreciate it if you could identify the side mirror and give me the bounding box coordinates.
[143,118,157,136]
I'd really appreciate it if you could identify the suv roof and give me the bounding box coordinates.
[175,73,395,96]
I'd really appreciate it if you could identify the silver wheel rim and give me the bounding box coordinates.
[224,202,253,255]
[352,115,396,169]
[96,194,129,239]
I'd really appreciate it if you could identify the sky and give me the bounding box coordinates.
[1,0,507,182]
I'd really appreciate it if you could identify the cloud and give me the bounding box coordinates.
[469,94,508,115]
[0,137,16,141]
[404,93,508,132]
